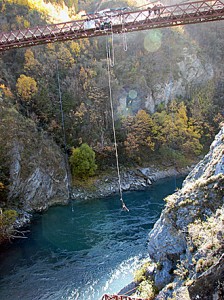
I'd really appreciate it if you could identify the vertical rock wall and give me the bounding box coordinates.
[147,125,224,298]
[0,106,69,213]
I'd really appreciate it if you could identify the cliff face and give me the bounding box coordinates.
[116,32,214,115]
[147,125,224,299]
[0,104,68,219]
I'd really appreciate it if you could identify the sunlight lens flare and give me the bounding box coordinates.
[144,30,162,52]
[128,89,138,99]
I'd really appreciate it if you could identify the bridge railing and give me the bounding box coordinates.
[121,0,224,26]
[0,0,224,51]
[101,294,146,300]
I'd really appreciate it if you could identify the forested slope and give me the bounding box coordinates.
[0,0,223,240]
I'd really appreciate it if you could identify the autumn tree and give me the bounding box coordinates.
[153,101,203,165]
[57,44,75,70]
[24,49,40,75]
[188,82,218,148]
[69,41,81,57]
[168,101,202,157]
[0,209,18,243]
[123,110,157,162]
[16,74,38,101]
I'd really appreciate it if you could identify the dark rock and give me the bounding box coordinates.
[118,281,137,296]
[188,254,224,300]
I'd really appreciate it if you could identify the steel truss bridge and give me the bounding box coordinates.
[0,0,224,52]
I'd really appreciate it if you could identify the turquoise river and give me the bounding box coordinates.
[0,177,184,300]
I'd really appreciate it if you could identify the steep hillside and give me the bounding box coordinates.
[0,100,68,212]
[133,125,224,299]
[1,2,223,146]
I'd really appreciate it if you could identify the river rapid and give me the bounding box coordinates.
[0,177,184,300]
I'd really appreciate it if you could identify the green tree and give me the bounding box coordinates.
[69,143,97,179]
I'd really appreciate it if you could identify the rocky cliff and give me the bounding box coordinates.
[0,103,69,224]
[144,125,224,299]
[116,25,215,116]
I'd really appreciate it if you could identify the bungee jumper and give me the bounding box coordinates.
[121,199,130,212]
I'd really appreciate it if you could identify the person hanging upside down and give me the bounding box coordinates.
[121,199,129,212]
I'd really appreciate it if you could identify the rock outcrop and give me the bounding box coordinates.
[8,136,69,212]
[117,38,214,115]
[70,167,189,200]
[145,125,224,299]
[0,105,69,220]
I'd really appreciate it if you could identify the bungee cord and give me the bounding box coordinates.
[121,15,128,52]
[56,59,72,202]
[166,30,177,191]
[106,34,129,212]
[107,28,115,67]
[110,25,115,67]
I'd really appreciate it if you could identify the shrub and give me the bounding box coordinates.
[134,262,151,283]
[137,280,158,299]
[69,143,97,180]
[0,209,18,242]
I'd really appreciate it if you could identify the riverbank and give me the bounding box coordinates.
[14,165,192,232]
[70,165,193,201]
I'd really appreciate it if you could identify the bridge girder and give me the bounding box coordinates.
[0,0,224,52]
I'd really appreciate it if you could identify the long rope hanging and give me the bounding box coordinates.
[107,30,115,67]
[121,15,128,52]
[56,59,72,201]
[166,30,177,190]
[106,34,129,212]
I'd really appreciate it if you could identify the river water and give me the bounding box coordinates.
[0,177,184,300]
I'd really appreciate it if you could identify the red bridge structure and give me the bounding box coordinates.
[101,295,145,300]
[0,0,224,52]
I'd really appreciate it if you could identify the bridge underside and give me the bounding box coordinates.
[0,1,224,52]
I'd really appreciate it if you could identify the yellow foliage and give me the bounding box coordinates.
[24,19,30,28]
[5,0,75,22]
[69,41,81,56]
[134,262,151,282]
[172,26,185,35]
[0,84,14,99]
[0,182,5,191]
[0,209,18,230]
[24,49,40,72]
[57,45,75,69]
[16,74,38,101]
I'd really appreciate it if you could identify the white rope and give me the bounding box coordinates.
[56,59,72,201]
[121,16,128,52]
[110,25,115,67]
[167,30,177,190]
[106,29,115,67]
[106,36,129,212]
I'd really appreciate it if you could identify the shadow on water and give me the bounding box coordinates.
[0,176,184,300]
